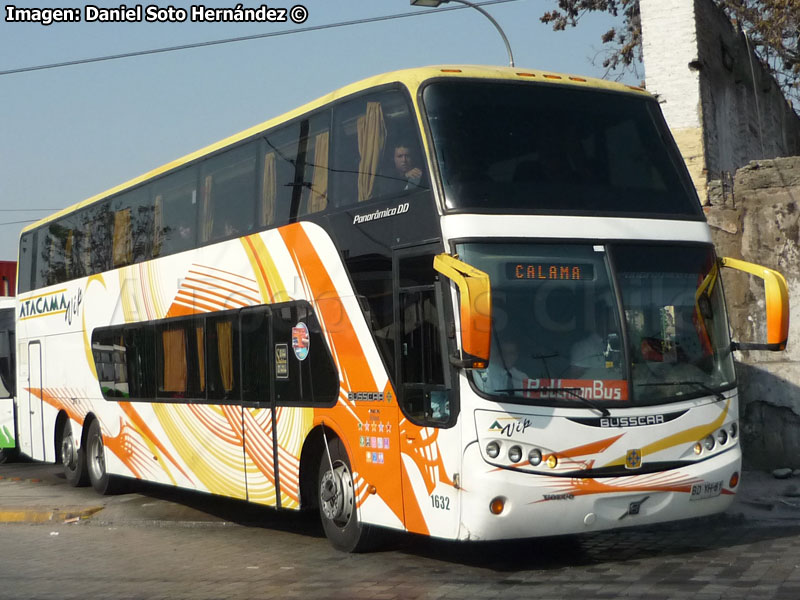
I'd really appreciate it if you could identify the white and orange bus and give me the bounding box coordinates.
[13,66,789,551]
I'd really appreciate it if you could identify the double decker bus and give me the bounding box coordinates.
[14,66,788,551]
[0,261,17,463]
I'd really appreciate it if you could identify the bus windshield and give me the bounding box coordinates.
[423,81,701,218]
[458,243,735,407]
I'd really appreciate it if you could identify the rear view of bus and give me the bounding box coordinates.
[422,72,789,539]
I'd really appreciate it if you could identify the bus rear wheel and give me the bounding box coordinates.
[0,447,18,464]
[86,420,120,495]
[60,419,88,487]
[317,437,373,552]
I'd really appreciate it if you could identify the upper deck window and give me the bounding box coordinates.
[422,81,702,218]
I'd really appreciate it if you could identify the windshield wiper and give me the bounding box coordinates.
[496,386,610,417]
[636,381,725,401]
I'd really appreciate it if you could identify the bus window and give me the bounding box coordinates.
[294,112,331,218]
[272,302,338,405]
[240,307,271,404]
[206,314,240,401]
[0,309,14,398]
[153,167,198,257]
[200,142,258,244]
[18,232,35,293]
[111,186,153,266]
[397,253,449,425]
[331,89,427,206]
[156,319,204,399]
[261,123,300,228]
[423,81,701,216]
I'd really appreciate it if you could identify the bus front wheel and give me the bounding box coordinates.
[317,437,373,552]
[60,419,88,487]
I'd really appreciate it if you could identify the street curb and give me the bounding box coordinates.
[0,506,103,523]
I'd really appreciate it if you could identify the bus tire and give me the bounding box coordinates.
[60,419,88,487]
[317,437,373,552]
[0,447,18,464]
[86,419,121,495]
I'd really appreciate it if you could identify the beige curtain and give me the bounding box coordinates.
[112,209,133,267]
[261,152,276,226]
[201,174,214,242]
[162,328,187,393]
[153,195,163,257]
[196,326,205,392]
[357,102,386,202]
[216,321,234,392]
[307,131,329,214]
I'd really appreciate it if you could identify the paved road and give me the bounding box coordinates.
[2,460,800,599]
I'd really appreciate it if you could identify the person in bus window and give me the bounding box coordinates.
[382,142,424,195]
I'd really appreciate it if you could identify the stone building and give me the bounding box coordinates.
[640,0,800,204]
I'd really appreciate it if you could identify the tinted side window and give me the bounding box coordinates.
[272,302,338,405]
[111,187,153,266]
[294,112,331,218]
[153,167,198,257]
[262,123,300,227]
[18,232,35,293]
[200,143,258,244]
[332,89,427,207]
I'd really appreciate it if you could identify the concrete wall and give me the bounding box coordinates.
[641,0,800,205]
[706,157,800,468]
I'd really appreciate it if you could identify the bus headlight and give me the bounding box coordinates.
[703,435,715,451]
[508,445,522,463]
[716,429,728,445]
[486,441,501,459]
[528,448,543,466]
[729,422,738,439]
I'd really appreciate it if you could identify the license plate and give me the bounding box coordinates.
[690,480,723,500]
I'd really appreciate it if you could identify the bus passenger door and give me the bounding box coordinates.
[239,307,280,507]
[22,342,45,460]
[394,247,461,538]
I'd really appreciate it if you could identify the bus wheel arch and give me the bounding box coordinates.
[55,411,88,487]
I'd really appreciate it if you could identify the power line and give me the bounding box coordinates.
[0,0,522,77]
[0,219,39,226]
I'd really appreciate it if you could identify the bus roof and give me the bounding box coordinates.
[22,65,650,234]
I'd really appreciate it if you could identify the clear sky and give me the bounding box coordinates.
[0,0,632,262]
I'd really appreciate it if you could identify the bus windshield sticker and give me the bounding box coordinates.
[523,378,628,401]
[291,322,309,361]
[275,343,289,378]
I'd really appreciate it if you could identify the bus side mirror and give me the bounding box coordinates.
[433,254,491,368]
[721,257,789,351]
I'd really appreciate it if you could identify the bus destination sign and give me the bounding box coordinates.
[506,262,594,281]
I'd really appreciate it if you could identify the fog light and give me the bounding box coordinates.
[703,435,715,451]
[486,441,500,459]
[508,445,522,463]
[546,454,558,468]
[729,422,738,439]
[729,471,740,488]
[528,448,542,466]
[716,429,728,445]
[693,442,703,455]
[489,496,506,515]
